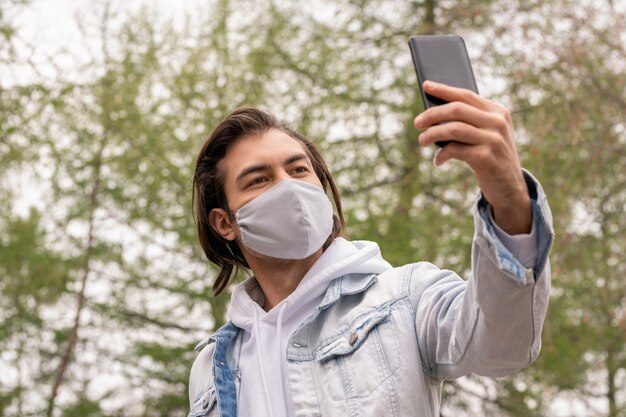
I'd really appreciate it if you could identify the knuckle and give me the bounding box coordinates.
[451,102,465,116]
[496,104,512,121]
[461,89,475,101]
[493,114,508,132]
[477,146,493,163]
[449,122,464,137]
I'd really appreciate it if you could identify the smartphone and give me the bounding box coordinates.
[408,35,479,147]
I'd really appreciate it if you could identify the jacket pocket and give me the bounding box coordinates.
[314,307,400,402]
[316,307,391,361]
[188,386,217,417]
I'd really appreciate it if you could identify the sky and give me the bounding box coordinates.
[4,1,619,415]
[7,0,204,83]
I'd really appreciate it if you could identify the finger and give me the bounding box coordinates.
[414,101,502,130]
[418,121,497,147]
[433,142,475,167]
[422,80,491,111]
[434,142,495,171]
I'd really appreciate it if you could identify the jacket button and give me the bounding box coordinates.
[348,332,358,346]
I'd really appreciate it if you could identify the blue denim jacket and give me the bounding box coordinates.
[188,171,554,417]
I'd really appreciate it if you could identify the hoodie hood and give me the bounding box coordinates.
[226,238,391,417]
[228,237,392,330]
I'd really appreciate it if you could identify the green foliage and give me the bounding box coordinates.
[479,1,625,415]
[0,0,623,416]
[0,210,69,304]
[59,396,106,417]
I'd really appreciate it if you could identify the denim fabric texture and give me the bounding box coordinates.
[189,323,239,417]
[188,171,554,417]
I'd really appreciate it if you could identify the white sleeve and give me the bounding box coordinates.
[488,210,538,269]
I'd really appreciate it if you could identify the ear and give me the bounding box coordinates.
[208,208,237,241]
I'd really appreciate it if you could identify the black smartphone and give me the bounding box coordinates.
[408,35,479,147]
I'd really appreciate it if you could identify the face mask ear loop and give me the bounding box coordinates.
[224,210,245,256]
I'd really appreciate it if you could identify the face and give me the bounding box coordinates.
[208,128,323,242]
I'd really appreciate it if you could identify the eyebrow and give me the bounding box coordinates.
[284,153,308,165]
[235,153,310,182]
[236,163,270,182]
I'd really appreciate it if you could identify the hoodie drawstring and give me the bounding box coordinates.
[227,240,392,417]
[252,307,273,416]
[276,301,289,417]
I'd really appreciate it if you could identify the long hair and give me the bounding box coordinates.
[192,107,344,295]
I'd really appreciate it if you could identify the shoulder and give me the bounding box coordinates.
[376,261,451,287]
[189,339,216,407]
[188,322,241,407]
[375,262,465,306]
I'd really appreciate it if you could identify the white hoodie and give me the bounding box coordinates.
[227,237,392,417]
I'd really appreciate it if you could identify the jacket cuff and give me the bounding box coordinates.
[475,170,555,285]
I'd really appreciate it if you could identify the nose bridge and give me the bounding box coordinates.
[274,167,291,183]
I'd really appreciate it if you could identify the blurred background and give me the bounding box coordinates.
[0,0,624,416]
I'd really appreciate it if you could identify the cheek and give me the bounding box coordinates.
[303,173,324,188]
[222,183,250,213]
[232,191,263,212]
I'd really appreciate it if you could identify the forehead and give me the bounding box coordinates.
[219,129,310,179]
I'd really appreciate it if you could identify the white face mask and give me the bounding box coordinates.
[233,179,334,259]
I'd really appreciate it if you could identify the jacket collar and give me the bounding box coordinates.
[196,273,378,350]
[318,273,378,310]
[195,321,239,352]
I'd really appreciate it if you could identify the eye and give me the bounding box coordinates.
[291,166,310,176]
[247,176,268,188]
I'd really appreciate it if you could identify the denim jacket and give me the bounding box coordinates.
[189,172,554,417]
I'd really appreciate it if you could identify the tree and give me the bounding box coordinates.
[0,2,72,415]
[1,0,623,416]
[489,1,626,415]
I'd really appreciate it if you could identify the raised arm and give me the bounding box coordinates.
[411,82,555,378]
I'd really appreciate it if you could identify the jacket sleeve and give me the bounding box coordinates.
[411,170,554,380]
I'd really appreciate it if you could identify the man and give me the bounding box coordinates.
[188,81,554,417]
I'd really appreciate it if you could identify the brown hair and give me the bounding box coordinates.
[192,107,344,295]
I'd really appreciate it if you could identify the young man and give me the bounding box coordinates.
[189,81,554,417]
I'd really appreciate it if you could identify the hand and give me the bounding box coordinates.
[413,81,532,234]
